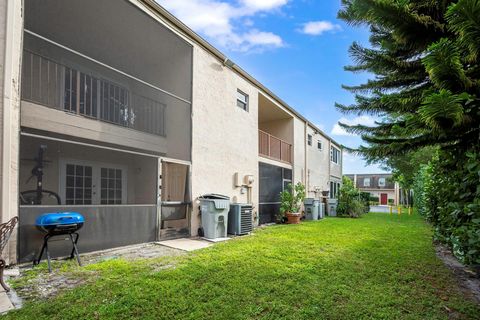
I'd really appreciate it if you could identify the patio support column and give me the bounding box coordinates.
[156,158,162,240]
[0,0,23,264]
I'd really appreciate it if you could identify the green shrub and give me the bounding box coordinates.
[413,150,480,264]
[388,199,394,205]
[359,192,370,213]
[337,177,365,218]
[369,196,379,202]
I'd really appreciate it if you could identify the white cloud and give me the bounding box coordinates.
[300,21,342,36]
[331,116,376,136]
[240,0,288,11]
[156,0,287,52]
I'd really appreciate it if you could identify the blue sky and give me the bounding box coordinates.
[157,0,389,174]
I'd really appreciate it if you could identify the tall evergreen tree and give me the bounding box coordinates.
[337,0,480,160]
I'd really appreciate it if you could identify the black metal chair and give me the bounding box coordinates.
[0,216,18,292]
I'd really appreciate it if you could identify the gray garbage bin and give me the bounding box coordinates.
[327,199,338,217]
[199,194,230,239]
[304,198,320,220]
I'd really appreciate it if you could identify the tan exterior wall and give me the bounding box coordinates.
[0,0,23,263]
[190,45,259,233]
[306,125,330,197]
[292,117,306,186]
[258,118,293,144]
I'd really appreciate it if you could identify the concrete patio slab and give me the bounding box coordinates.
[0,291,14,314]
[157,238,212,251]
[202,237,231,243]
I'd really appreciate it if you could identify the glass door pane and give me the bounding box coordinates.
[65,163,93,205]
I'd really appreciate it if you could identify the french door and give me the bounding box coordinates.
[59,159,127,205]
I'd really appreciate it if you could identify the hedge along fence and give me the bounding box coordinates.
[413,149,480,265]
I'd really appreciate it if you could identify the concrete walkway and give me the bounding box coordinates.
[157,238,213,251]
[0,269,20,314]
[370,205,391,213]
[0,291,14,314]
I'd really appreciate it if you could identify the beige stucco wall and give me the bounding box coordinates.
[306,125,330,197]
[292,117,306,186]
[190,45,259,234]
[258,118,293,144]
[0,0,23,263]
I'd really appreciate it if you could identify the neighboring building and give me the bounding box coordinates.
[344,174,400,205]
[0,0,342,264]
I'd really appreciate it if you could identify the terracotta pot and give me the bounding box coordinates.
[286,212,301,224]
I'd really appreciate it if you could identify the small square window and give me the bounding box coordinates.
[317,141,322,150]
[307,134,312,146]
[236,89,248,111]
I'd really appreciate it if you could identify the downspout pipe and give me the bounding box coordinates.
[304,121,308,192]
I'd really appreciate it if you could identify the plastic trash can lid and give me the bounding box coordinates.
[199,194,230,200]
[304,198,314,205]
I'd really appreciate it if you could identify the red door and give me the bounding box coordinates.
[380,193,388,205]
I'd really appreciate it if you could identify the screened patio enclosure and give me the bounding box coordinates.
[18,135,191,263]
[22,0,193,162]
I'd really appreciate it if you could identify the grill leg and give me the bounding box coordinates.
[33,234,49,269]
[69,233,81,267]
[45,238,52,273]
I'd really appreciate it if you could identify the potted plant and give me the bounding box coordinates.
[279,182,306,224]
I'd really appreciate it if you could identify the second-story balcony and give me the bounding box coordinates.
[258,93,294,165]
[259,130,292,164]
[22,50,167,137]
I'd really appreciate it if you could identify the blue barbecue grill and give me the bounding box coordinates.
[34,212,85,272]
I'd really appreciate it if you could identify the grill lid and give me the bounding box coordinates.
[35,212,85,226]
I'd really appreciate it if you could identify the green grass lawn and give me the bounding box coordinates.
[6,213,479,319]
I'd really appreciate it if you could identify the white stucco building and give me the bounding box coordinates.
[0,0,342,264]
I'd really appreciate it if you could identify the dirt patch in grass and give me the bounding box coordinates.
[435,243,480,304]
[9,243,186,304]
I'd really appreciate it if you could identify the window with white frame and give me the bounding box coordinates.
[317,140,322,150]
[330,146,340,164]
[307,134,312,146]
[236,89,249,111]
[330,181,341,199]
[378,177,386,187]
[363,177,371,187]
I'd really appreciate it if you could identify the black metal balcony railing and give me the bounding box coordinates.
[21,50,166,137]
